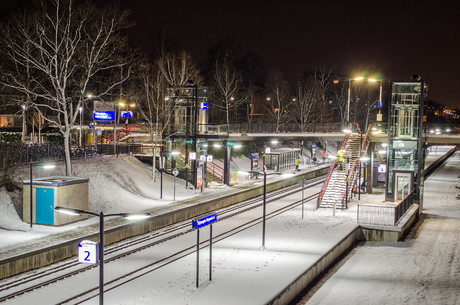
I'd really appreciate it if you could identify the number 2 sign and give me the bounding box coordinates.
[78,240,99,264]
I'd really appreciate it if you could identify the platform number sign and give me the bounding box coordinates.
[78,240,99,264]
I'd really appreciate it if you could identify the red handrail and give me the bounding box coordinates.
[338,123,372,206]
[97,125,142,144]
[317,123,352,205]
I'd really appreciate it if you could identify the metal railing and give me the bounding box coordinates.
[317,123,352,208]
[357,191,414,226]
[228,122,347,134]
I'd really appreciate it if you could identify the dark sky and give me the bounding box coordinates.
[2,0,459,108]
[122,0,460,108]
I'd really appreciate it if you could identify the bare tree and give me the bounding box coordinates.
[128,62,167,181]
[292,75,321,132]
[330,81,349,123]
[0,0,133,175]
[157,50,201,87]
[314,67,334,123]
[266,70,291,132]
[211,58,245,125]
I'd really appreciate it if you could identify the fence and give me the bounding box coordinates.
[357,191,414,226]
[228,122,346,134]
[0,142,103,169]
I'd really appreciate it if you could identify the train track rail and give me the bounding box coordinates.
[0,177,324,304]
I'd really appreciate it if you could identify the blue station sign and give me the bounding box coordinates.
[94,111,115,121]
[192,214,217,229]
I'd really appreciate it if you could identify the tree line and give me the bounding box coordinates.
[0,0,382,176]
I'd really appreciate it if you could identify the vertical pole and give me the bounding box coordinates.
[114,106,116,157]
[359,161,361,200]
[80,108,82,146]
[174,176,176,201]
[345,180,348,210]
[262,169,266,247]
[99,212,104,305]
[160,170,163,199]
[209,224,212,282]
[347,79,351,123]
[29,164,33,229]
[160,151,163,199]
[302,179,304,219]
[196,229,200,288]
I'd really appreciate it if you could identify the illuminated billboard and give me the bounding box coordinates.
[94,111,115,121]
[93,101,115,121]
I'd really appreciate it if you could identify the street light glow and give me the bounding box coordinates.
[122,213,151,220]
[55,207,83,216]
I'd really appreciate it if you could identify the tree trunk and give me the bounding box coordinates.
[63,132,72,176]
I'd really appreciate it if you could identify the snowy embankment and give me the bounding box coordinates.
[0,154,260,249]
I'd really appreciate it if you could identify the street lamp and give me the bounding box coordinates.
[261,167,295,247]
[55,207,150,305]
[22,105,26,141]
[79,107,83,146]
[29,163,56,229]
[347,77,365,124]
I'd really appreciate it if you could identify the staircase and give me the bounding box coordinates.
[317,125,371,209]
[96,125,142,144]
[171,146,227,183]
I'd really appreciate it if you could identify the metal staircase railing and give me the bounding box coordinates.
[339,124,372,206]
[96,125,142,144]
[317,123,352,207]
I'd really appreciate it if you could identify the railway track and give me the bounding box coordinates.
[0,177,323,304]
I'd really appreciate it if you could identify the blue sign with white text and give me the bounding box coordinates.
[192,214,217,229]
[120,111,133,118]
[94,111,115,121]
[200,102,208,110]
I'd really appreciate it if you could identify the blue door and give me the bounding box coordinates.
[36,188,54,225]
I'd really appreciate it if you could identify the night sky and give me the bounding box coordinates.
[2,0,460,108]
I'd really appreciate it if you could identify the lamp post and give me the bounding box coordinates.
[171,151,181,201]
[55,207,150,305]
[261,168,296,247]
[79,107,83,146]
[29,163,56,229]
[347,77,365,124]
[22,105,26,141]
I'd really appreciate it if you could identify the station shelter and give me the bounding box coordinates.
[263,148,300,172]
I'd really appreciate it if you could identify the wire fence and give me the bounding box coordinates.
[0,142,100,169]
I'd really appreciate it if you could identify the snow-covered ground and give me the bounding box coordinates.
[0,154,327,250]
[1,147,458,305]
[301,150,460,305]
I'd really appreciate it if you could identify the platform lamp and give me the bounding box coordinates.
[79,107,83,146]
[55,207,150,305]
[29,163,56,230]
